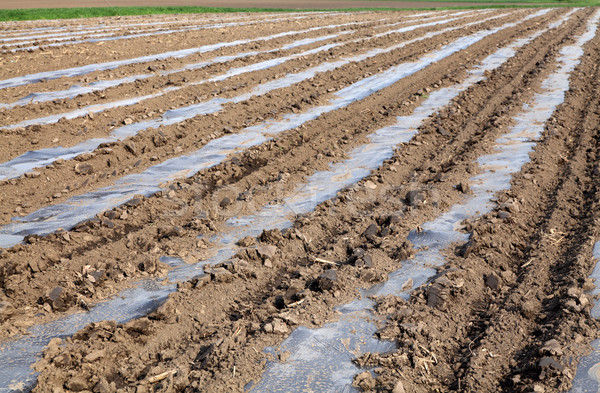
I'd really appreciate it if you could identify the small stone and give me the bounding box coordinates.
[88,270,105,283]
[138,258,159,274]
[219,197,231,208]
[400,278,413,292]
[485,273,500,290]
[256,245,278,260]
[356,254,374,268]
[124,142,137,155]
[567,287,580,298]
[123,117,134,125]
[237,236,256,247]
[100,218,114,228]
[406,190,425,206]
[437,126,450,136]
[209,267,234,283]
[385,214,402,227]
[25,171,41,178]
[460,240,475,257]
[46,286,70,312]
[272,319,289,334]
[363,223,379,238]
[539,356,564,371]
[0,301,14,321]
[351,248,366,261]
[263,323,273,333]
[364,180,377,190]
[541,339,563,356]
[157,225,182,239]
[353,371,376,390]
[533,384,545,393]
[498,211,511,220]
[279,351,291,362]
[53,352,71,367]
[310,269,338,292]
[565,299,580,312]
[75,152,95,162]
[457,182,470,194]
[74,163,94,175]
[66,376,88,392]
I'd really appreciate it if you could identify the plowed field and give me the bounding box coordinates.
[2,8,600,393]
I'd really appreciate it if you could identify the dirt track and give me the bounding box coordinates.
[2,7,600,393]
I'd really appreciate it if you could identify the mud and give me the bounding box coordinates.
[1,7,600,393]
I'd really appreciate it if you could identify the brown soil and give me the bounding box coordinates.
[0,10,509,225]
[0,7,599,393]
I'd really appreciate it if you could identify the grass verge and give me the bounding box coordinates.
[0,3,596,22]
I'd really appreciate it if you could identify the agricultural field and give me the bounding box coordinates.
[1,7,600,393]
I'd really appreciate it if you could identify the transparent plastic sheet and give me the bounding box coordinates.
[0,20,369,110]
[0,12,363,90]
[0,9,555,391]
[0,11,472,120]
[0,33,351,130]
[254,9,590,392]
[1,11,443,52]
[0,11,501,181]
[0,10,534,246]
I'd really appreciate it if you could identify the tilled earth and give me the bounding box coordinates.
[1,8,600,393]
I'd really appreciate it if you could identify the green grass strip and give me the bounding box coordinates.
[0,6,290,21]
[0,4,596,22]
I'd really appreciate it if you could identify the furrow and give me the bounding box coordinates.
[349,9,600,393]
[0,17,395,109]
[0,10,541,246]
[0,11,377,83]
[1,12,435,53]
[0,12,467,127]
[0,10,528,224]
[0,7,569,392]
[0,8,566,320]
